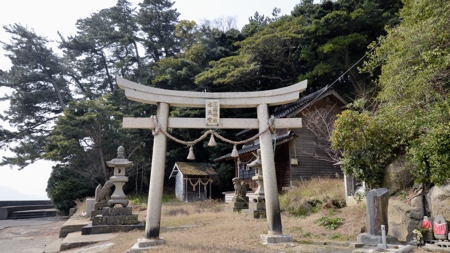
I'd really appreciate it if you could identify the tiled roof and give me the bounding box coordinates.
[214,131,296,162]
[236,86,345,137]
[272,86,331,118]
[173,162,218,176]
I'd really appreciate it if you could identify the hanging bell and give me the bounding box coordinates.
[187,146,195,160]
[208,132,217,147]
[230,144,239,158]
[247,149,262,168]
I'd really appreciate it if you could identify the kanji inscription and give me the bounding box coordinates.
[206,100,220,126]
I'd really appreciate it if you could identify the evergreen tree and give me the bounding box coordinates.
[0,24,72,169]
[137,0,180,62]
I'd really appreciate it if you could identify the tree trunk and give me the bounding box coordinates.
[99,146,108,182]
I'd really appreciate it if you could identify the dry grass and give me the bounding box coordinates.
[107,203,366,253]
[104,178,368,253]
[288,176,346,201]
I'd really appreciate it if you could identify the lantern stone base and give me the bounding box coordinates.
[245,201,266,219]
[82,207,144,235]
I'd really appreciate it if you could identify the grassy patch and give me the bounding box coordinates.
[315,216,345,230]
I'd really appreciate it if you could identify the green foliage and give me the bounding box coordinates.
[409,122,450,185]
[334,0,450,188]
[128,194,148,205]
[279,194,291,210]
[328,233,350,240]
[331,109,402,187]
[315,216,344,230]
[46,164,96,215]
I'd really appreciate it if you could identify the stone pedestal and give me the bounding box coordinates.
[357,233,399,246]
[230,196,249,212]
[82,207,144,235]
[260,234,293,244]
[128,238,166,253]
[247,200,266,219]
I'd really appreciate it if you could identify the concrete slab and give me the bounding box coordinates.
[43,238,64,253]
[64,242,115,253]
[60,231,117,251]
[59,217,91,238]
[352,244,414,253]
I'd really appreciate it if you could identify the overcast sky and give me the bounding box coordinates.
[0,0,305,200]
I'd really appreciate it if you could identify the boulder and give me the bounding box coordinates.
[381,156,415,196]
[388,197,422,241]
[430,183,450,219]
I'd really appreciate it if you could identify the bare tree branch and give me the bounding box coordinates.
[299,104,342,163]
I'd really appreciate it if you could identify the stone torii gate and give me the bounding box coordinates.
[117,76,307,248]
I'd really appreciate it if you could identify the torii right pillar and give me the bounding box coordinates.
[257,103,293,244]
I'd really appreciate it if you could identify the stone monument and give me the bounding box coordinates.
[83,146,144,234]
[357,188,399,245]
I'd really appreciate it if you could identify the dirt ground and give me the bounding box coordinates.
[0,204,431,253]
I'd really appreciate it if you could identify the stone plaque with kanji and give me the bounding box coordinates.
[206,100,220,126]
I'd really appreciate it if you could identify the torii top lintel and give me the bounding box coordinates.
[117,76,307,108]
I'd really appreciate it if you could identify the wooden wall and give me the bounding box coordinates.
[288,98,344,183]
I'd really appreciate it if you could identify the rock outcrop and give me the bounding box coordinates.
[388,197,422,241]
[381,156,415,196]
[429,183,450,219]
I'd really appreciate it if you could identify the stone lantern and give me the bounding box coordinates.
[106,146,133,207]
[247,149,264,202]
[247,149,266,218]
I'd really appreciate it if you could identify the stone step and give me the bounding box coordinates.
[8,208,57,219]
[81,222,145,235]
[0,204,55,219]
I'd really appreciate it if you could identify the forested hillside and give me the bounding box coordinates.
[332,0,450,191]
[0,0,402,213]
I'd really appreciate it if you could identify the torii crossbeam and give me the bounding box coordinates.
[117,76,307,246]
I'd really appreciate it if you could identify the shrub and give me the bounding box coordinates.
[315,216,345,230]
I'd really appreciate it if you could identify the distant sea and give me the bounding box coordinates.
[0,185,49,200]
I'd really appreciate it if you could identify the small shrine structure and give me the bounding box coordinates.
[169,162,218,202]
